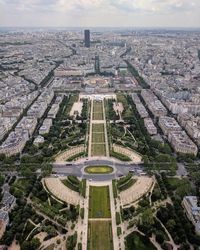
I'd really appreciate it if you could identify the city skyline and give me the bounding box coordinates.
[0,0,200,28]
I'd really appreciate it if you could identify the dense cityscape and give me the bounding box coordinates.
[0,26,200,250]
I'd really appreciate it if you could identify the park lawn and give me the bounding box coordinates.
[93,112,104,120]
[125,232,156,250]
[93,101,104,120]
[88,221,113,250]
[93,101,103,113]
[92,124,105,133]
[85,166,113,174]
[89,186,111,218]
[91,143,106,156]
[92,132,105,143]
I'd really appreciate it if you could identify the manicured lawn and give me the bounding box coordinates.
[91,143,106,156]
[93,112,104,120]
[88,221,113,250]
[92,132,105,143]
[93,101,103,113]
[89,186,111,218]
[93,101,104,120]
[126,232,156,250]
[92,124,105,133]
[85,166,113,174]
[91,124,106,156]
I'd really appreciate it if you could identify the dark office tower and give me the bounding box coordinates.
[84,29,90,48]
[95,55,100,73]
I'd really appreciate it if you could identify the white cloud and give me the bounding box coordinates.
[0,0,200,26]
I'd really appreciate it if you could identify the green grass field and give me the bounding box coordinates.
[92,124,105,133]
[91,143,106,156]
[93,101,103,113]
[89,186,111,218]
[93,101,104,120]
[88,221,113,250]
[92,132,105,143]
[91,124,106,156]
[85,166,113,174]
[93,112,104,120]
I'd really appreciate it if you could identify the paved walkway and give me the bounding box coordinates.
[102,99,109,157]
[88,99,93,157]
[155,217,179,250]
[55,145,86,162]
[109,181,122,250]
[120,176,154,206]
[113,144,142,163]
[77,180,89,250]
[44,177,81,205]
[88,218,111,221]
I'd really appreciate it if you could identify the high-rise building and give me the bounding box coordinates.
[84,29,90,48]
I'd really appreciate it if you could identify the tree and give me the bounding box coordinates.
[141,209,154,225]
[155,231,165,244]
[180,243,190,250]
[0,174,5,186]
[21,238,41,250]
[166,219,176,231]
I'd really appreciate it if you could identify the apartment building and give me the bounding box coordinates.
[183,196,200,235]
[158,116,181,136]
[16,116,37,137]
[168,130,198,156]
[144,118,157,135]
[39,118,52,135]
[0,130,29,156]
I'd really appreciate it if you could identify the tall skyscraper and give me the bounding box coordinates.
[84,29,90,48]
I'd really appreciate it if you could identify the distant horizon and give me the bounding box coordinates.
[1,26,200,30]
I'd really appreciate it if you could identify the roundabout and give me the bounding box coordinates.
[84,165,113,174]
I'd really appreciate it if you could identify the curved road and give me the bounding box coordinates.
[52,158,143,181]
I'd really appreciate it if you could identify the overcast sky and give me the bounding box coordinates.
[0,0,200,27]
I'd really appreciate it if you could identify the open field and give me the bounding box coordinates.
[85,166,113,174]
[89,186,111,218]
[91,143,106,156]
[88,221,113,250]
[93,101,104,120]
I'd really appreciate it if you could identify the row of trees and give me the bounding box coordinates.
[156,173,200,248]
